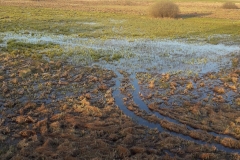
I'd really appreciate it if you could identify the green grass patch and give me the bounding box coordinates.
[89,50,123,62]
[207,37,221,45]
[89,50,106,61]
[4,39,58,51]
[70,48,124,63]
[159,82,170,89]
[102,53,123,62]
[2,39,61,59]
[0,6,240,41]
[112,53,123,61]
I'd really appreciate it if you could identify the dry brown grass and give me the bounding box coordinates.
[147,114,160,123]
[117,145,130,158]
[199,153,216,160]
[186,81,194,90]
[19,130,36,137]
[162,73,170,82]
[228,84,237,91]
[189,105,200,115]
[148,102,158,110]
[220,137,240,149]
[213,86,225,94]
[232,58,239,67]
[130,146,146,154]
[160,120,188,135]
[222,2,238,9]
[235,98,240,106]
[148,80,155,89]
[149,1,179,18]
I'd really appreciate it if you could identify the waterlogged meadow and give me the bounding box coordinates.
[0,4,240,41]
[0,0,240,159]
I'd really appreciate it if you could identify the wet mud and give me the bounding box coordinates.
[0,33,240,159]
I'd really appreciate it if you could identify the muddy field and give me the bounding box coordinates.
[1,0,240,159]
[0,41,240,159]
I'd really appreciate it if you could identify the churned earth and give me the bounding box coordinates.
[0,33,240,159]
[1,0,240,159]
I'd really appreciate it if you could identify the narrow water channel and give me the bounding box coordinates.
[112,70,240,154]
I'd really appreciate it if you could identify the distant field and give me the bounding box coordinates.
[0,0,240,44]
[0,1,240,159]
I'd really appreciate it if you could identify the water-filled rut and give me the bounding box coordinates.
[112,70,240,154]
[1,32,240,156]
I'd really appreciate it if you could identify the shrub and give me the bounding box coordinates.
[150,1,179,18]
[222,2,238,9]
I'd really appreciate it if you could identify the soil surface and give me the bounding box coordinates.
[0,50,240,159]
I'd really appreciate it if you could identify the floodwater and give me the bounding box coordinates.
[1,31,240,154]
[0,31,239,75]
[112,70,240,154]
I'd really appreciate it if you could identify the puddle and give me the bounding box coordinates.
[81,22,99,25]
[95,39,239,75]
[113,70,240,154]
[0,31,239,75]
[1,31,240,154]
[109,19,126,24]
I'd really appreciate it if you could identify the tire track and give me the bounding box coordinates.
[112,70,240,154]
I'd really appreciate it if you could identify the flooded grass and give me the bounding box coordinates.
[1,0,240,159]
[0,5,240,41]
[0,45,240,159]
[4,39,59,52]
[0,37,240,159]
[1,31,239,75]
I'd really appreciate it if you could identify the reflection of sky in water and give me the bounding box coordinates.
[1,31,239,75]
[95,39,239,75]
[113,71,240,154]
[1,32,240,153]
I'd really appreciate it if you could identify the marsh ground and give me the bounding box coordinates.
[0,0,240,159]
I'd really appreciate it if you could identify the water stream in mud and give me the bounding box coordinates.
[112,70,240,154]
[129,73,237,139]
[1,31,240,153]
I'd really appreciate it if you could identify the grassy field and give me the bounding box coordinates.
[0,0,240,42]
[0,0,240,159]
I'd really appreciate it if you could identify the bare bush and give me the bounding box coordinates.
[222,2,238,9]
[150,1,179,18]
